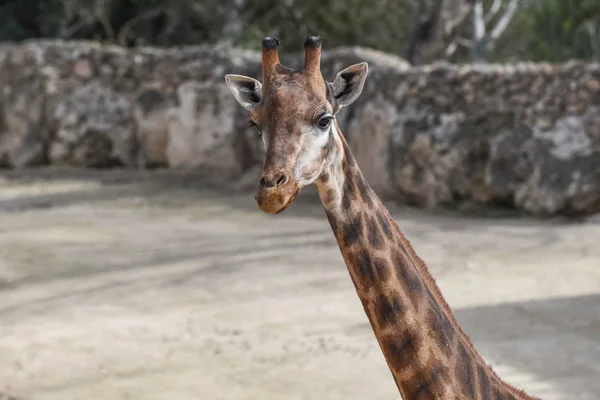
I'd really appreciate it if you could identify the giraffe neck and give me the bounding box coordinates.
[314,128,537,400]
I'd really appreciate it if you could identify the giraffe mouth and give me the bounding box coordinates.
[255,184,301,214]
[273,195,296,214]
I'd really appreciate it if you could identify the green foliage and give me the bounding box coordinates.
[0,0,413,52]
[492,0,600,62]
[1,0,600,63]
[234,0,413,55]
[0,0,235,46]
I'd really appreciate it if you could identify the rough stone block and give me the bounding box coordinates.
[1,39,599,216]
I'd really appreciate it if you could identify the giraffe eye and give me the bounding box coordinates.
[316,115,333,129]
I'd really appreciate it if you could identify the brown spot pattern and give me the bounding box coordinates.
[377,211,394,241]
[477,364,492,399]
[455,344,477,399]
[372,257,391,282]
[341,214,363,246]
[405,365,449,399]
[382,330,422,375]
[326,189,335,203]
[374,293,404,328]
[357,177,374,208]
[366,215,384,249]
[392,248,424,296]
[427,305,457,357]
[341,191,352,210]
[355,250,376,289]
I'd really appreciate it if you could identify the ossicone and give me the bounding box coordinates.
[261,36,281,86]
[303,35,322,74]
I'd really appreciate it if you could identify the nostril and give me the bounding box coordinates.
[260,176,268,188]
[276,174,287,186]
[259,173,288,189]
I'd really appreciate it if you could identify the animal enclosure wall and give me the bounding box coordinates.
[1,40,599,216]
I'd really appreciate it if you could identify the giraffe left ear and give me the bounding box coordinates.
[330,62,368,113]
[225,74,263,111]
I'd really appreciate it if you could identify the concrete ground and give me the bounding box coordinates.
[0,169,599,400]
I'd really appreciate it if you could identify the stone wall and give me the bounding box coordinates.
[1,39,600,216]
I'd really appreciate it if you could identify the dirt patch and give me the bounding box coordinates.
[0,169,599,400]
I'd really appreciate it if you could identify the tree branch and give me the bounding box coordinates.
[484,0,502,23]
[117,7,165,46]
[445,35,472,56]
[405,0,475,65]
[63,9,96,38]
[456,36,473,47]
[489,0,518,40]
[95,0,115,42]
[446,41,458,56]
[473,0,486,41]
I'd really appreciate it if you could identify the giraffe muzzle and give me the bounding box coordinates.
[255,171,301,214]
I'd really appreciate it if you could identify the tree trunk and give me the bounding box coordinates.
[405,0,475,65]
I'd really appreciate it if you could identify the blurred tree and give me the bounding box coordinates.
[0,0,599,63]
[219,0,415,55]
[514,0,600,62]
[404,0,474,65]
[449,0,520,62]
[0,0,414,52]
[0,0,235,46]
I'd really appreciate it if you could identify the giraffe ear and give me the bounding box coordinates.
[224,74,263,111]
[330,62,368,112]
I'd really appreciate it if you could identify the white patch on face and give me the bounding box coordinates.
[260,133,267,149]
[313,122,346,213]
[294,123,331,186]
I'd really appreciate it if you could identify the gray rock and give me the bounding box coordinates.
[166,80,240,174]
[133,85,171,167]
[50,81,135,167]
[1,39,600,216]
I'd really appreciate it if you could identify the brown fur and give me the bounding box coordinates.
[334,134,539,400]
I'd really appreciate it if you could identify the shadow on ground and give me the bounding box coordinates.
[0,168,598,400]
[458,294,600,399]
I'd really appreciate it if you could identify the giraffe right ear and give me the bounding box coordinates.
[224,74,263,111]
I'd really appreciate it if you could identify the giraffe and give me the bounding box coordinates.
[224,35,540,400]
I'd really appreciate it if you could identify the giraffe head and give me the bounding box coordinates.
[225,36,369,214]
